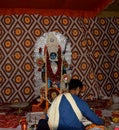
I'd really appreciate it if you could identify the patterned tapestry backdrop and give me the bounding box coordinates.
[0,15,119,103]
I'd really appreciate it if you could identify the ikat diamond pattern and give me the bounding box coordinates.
[0,15,119,103]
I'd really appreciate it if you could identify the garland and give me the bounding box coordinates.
[46,45,62,83]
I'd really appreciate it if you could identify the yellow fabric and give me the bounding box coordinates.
[47,94,62,130]
[64,93,83,121]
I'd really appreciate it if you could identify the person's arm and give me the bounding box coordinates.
[79,100,104,125]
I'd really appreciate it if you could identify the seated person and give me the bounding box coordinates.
[37,79,104,130]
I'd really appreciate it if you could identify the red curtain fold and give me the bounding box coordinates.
[0,0,113,17]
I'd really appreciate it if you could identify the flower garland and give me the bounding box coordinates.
[46,45,62,83]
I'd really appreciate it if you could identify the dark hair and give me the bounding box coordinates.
[68,79,83,90]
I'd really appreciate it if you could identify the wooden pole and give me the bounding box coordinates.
[60,55,63,94]
[45,48,49,111]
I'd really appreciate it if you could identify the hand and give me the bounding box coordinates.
[103,117,111,127]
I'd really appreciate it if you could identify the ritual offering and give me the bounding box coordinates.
[85,124,104,130]
[112,111,119,123]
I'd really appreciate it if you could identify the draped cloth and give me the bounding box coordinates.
[0,0,113,17]
[47,93,83,130]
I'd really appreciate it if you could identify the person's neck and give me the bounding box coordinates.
[69,90,75,95]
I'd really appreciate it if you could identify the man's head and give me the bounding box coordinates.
[68,79,83,96]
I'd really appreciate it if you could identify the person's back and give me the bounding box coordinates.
[47,79,104,130]
[48,93,103,130]
[36,79,104,130]
[57,94,85,130]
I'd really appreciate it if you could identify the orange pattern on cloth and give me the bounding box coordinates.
[0,115,21,128]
